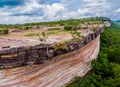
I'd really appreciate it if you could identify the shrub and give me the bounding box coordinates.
[3,29,9,34]
[92,27,97,32]
[25,26,29,30]
[36,25,40,29]
[48,28,60,31]
[0,29,9,34]
[51,41,69,51]
[64,25,73,30]
[71,30,82,41]
[38,32,48,43]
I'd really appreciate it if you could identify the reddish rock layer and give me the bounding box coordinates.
[0,35,100,87]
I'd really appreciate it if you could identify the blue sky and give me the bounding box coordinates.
[0,0,120,24]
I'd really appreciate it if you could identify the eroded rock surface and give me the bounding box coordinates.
[0,35,100,87]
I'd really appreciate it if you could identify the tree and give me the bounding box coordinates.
[38,32,48,43]
[71,30,82,41]
[38,32,50,59]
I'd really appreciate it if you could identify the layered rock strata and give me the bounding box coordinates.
[0,35,100,87]
[0,25,104,87]
[0,26,104,69]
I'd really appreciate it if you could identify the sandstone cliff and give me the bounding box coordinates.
[0,35,100,87]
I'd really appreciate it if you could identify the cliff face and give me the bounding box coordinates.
[0,26,104,69]
[0,35,100,87]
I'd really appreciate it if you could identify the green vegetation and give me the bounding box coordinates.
[47,28,63,35]
[24,26,32,30]
[67,22,120,87]
[51,40,70,51]
[25,33,39,36]
[47,30,62,35]
[71,30,83,41]
[0,28,9,34]
[0,17,105,30]
[38,32,48,43]
[0,17,107,37]
[64,25,73,30]
[92,27,97,32]
[48,28,61,31]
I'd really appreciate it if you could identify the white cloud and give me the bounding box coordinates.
[0,0,45,24]
[0,0,120,24]
[0,0,43,16]
[60,8,90,20]
[83,0,107,3]
[115,8,120,13]
[0,15,44,24]
[0,0,67,24]
[83,0,110,16]
[85,2,108,7]
[43,3,66,20]
[0,1,66,24]
[61,0,110,19]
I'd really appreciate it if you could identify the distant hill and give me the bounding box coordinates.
[114,20,120,25]
[116,20,120,22]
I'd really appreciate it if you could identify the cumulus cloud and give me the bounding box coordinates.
[43,3,66,20]
[115,8,120,13]
[61,0,110,19]
[0,0,44,15]
[0,15,44,24]
[0,0,120,24]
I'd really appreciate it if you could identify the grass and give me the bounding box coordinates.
[24,33,39,36]
[48,28,61,31]
[47,29,64,35]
